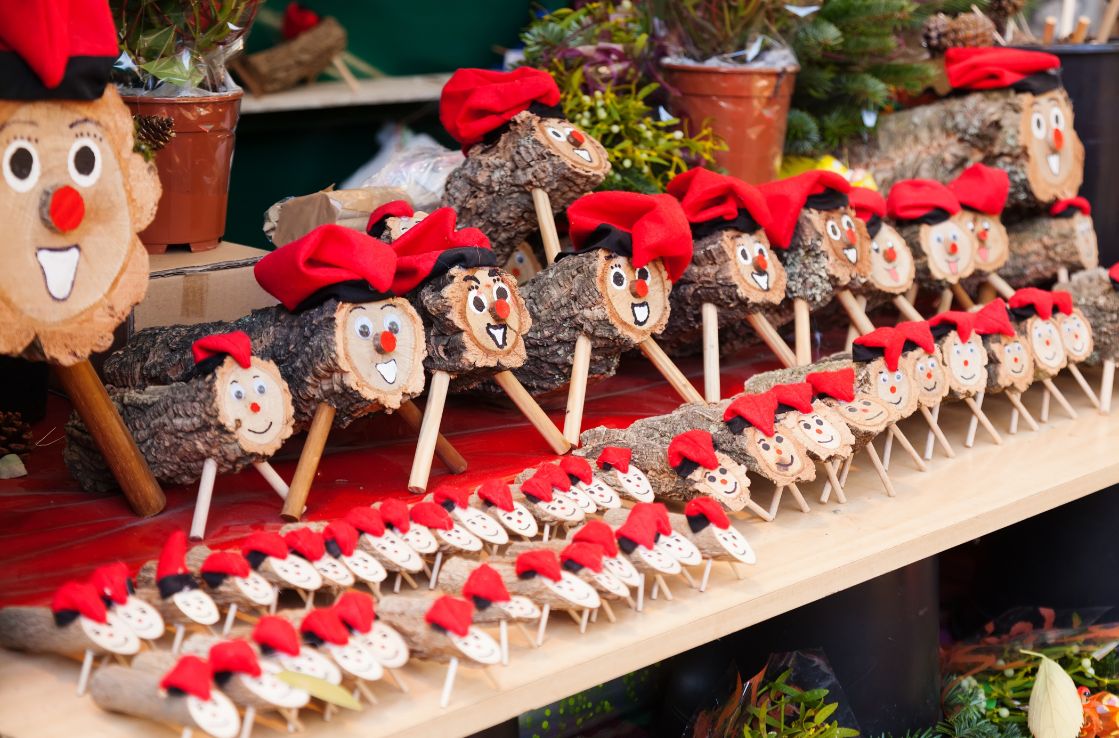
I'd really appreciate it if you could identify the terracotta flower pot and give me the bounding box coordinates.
[662,62,798,184]
[123,91,243,253]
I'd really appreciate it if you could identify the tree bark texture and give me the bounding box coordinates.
[90,665,201,729]
[0,606,104,655]
[986,214,1088,289]
[234,17,347,95]
[1060,269,1119,363]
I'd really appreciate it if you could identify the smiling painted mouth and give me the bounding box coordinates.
[36,245,80,301]
[863,410,886,421]
[922,382,939,392]
[632,301,650,325]
[720,481,739,496]
[1040,349,1059,364]
[888,396,904,406]
[958,371,978,383]
[246,421,274,435]
[843,246,858,263]
[574,148,592,163]
[751,271,770,290]
[816,434,835,446]
[375,359,398,384]
[485,323,508,348]
[1047,153,1062,176]
[775,457,795,470]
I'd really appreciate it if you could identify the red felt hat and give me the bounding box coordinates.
[333,592,376,634]
[440,67,562,149]
[1050,197,1091,218]
[1009,287,1064,320]
[1110,262,1119,290]
[389,207,495,294]
[51,580,107,623]
[366,200,415,239]
[200,551,250,580]
[615,514,657,551]
[630,502,672,537]
[190,331,252,370]
[323,520,359,558]
[281,2,320,40]
[561,542,604,573]
[410,501,454,531]
[521,463,571,502]
[973,299,1016,338]
[757,171,852,249]
[667,429,719,474]
[572,520,620,558]
[252,616,301,656]
[378,499,411,533]
[945,47,1061,92]
[684,497,731,530]
[566,191,694,282]
[849,187,886,224]
[284,528,326,562]
[559,456,594,485]
[948,164,1010,215]
[723,391,780,437]
[345,507,387,538]
[596,446,632,473]
[0,0,118,100]
[853,322,935,371]
[160,656,213,701]
[805,368,857,403]
[771,383,816,414]
[463,563,511,605]
[476,479,515,512]
[157,530,191,582]
[254,224,398,312]
[433,486,471,511]
[515,549,563,582]
[242,532,289,561]
[301,608,350,646]
[886,179,961,223]
[424,595,475,638]
[666,167,772,238]
[1052,291,1073,316]
[929,310,980,342]
[209,640,261,678]
[90,562,132,606]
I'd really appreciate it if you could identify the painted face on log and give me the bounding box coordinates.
[437,523,484,552]
[268,554,323,591]
[941,332,988,394]
[0,92,158,363]
[868,223,915,293]
[685,451,753,512]
[912,349,949,406]
[867,355,918,420]
[338,297,425,408]
[313,555,355,588]
[745,427,809,483]
[808,207,871,283]
[1056,308,1093,361]
[989,335,1034,392]
[1022,91,1084,202]
[1026,317,1067,372]
[450,267,529,360]
[81,610,141,654]
[365,530,425,572]
[499,595,541,621]
[590,568,629,597]
[609,464,655,503]
[326,640,382,681]
[233,571,276,607]
[186,691,240,738]
[454,506,509,545]
[1071,213,1098,269]
[492,501,539,538]
[450,625,503,665]
[342,550,388,584]
[400,524,438,555]
[504,241,542,285]
[241,666,310,709]
[713,525,756,564]
[172,589,220,625]
[658,531,703,566]
[577,477,621,509]
[783,405,854,459]
[721,230,786,304]
[957,211,1009,272]
[601,552,641,587]
[277,649,341,685]
[113,596,164,640]
[365,621,410,668]
[383,210,429,242]
[533,118,607,172]
[545,571,603,609]
[216,357,292,455]
[919,216,975,282]
[634,543,681,574]
[833,395,892,434]
[597,253,671,340]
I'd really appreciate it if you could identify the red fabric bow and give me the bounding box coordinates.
[283,528,325,562]
[191,331,252,369]
[333,591,376,633]
[200,552,250,579]
[1009,287,1064,320]
[771,382,816,414]
[596,446,632,473]
[945,47,1060,91]
[666,167,772,232]
[630,502,673,537]
[209,640,261,678]
[572,520,620,558]
[667,429,719,471]
[886,179,961,221]
[561,542,604,573]
[463,564,510,604]
[252,616,300,656]
[89,562,132,605]
[973,300,1016,337]
[1050,197,1091,217]
[854,322,935,371]
[51,580,107,622]
[424,595,475,637]
[301,608,349,646]
[615,514,658,550]
[440,67,561,149]
[805,368,856,402]
[849,187,886,225]
[515,549,562,582]
[410,501,454,531]
[929,311,980,342]
[723,391,780,437]
[389,207,493,294]
[685,497,731,530]
[366,199,415,238]
[160,655,213,701]
[757,170,852,249]
[948,164,1010,215]
[559,455,594,484]
[476,479,515,512]
[157,530,191,582]
[345,507,387,538]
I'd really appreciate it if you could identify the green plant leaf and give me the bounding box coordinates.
[814,702,838,724]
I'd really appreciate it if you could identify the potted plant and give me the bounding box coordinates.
[654,0,799,183]
[112,0,261,252]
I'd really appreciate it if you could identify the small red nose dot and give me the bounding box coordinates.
[1045,339,1051,346]
[890,386,897,394]
[249,402,261,414]
[815,428,822,434]
[379,331,397,353]
[49,185,85,233]
[845,228,857,243]
[884,247,897,263]
[775,448,782,455]
[963,359,969,367]
[1013,357,1019,363]
[567,130,585,146]
[719,478,727,485]
[1074,333,1080,340]
[977,230,989,242]
[632,279,649,298]
[1053,128,1064,151]
[926,371,933,379]
[492,298,511,320]
[948,242,959,255]
[754,254,768,271]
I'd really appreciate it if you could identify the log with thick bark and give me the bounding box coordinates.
[437,558,542,623]
[442,111,610,263]
[984,333,1036,395]
[990,213,1098,289]
[894,217,978,290]
[848,88,1085,213]
[0,606,134,656]
[1060,268,1119,363]
[65,356,295,492]
[765,210,871,315]
[102,298,427,428]
[234,17,347,95]
[376,594,500,664]
[90,664,241,736]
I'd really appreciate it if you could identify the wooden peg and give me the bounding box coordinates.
[638,337,704,404]
[864,443,897,497]
[986,273,1015,300]
[836,289,876,335]
[1042,378,1078,418]
[888,425,928,472]
[493,370,571,454]
[1067,364,1101,409]
[1043,15,1058,43]
[396,400,469,474]
[1006,390,1041,431]
[1057,266,1071,284]
[439,656,459,709]
[331,55,360,92]
[563,334,593,445]
[965,393,982,448]
[950,283,977,310]
[1059,0,1075,38]
[407,370,453,494]
[189,458,220,541]
[893,295,925,322]
[252,461,289,500]
[745,312,797,368]
[964,396,1002,444]
[936,288,954,314]
[1071,15,1091,42]
[701,302,720,402]
[1101,359,1115,414]
[1097,0,1119,41]
[920,406,955,458]
[282,403,335,520]
[820,461,847,504]
[787,483,810,513]
[793,298,812,365]
[532,189,563,265]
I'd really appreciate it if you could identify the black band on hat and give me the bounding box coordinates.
[866,215,883,239]
[725,416,750,435]
[805,190,849,212]
[367,219,390,239]
[294,280,394,313]
[775,402,799,416]
[899,207,952,226]
[617,536,638,555]
[214,670,234,686]
[480,101,567,147]
[686,513,710,534]
[517,570,539,580]
[176,354,228,383]
[1051,207,1078,220]
[158,573,198,600]
[672,459,700,479]
[200,572,229,590]
[561,559,584,574]
[0,53,112,100]
[470,595,492,610]
[245,551,268,570]
[1010,71,1061,94]
[53,609,80,627]
[567,223,634,261]
[690,208,762,241]
[852,343,884,364]
[1009,306,1038,321]
[930,323,955,341]
[324,540,343,559]
[302,632,324,648]
[416,247,498,290]
[438,499,457,513]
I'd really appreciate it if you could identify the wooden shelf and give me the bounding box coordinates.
[239,73,451,115]
[2,371,1117,738]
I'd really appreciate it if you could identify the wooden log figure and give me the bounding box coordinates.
[439,67,610,264]
[233,16,348,96]
[588,446,656,503]
[1008,288,1079,418]
[558,455,621,510]
[1060,265,1119,412]
[571,520,644,591]
[240,531,324,599]
[513,190,701,442]
[769,382,857,502]
[344,507,427,586]
[432,487,510,548]
[660,167,795,392]
[513,464,587,538]
[849,47,1085,212]
[886,180,978,304]
[250,615,345,687]
[504,239,544,286]
[602,502,705,573]
[847,187,923,323]
[997,198,1099,293]
[137,532,222,642]
[503,549,603,636]
[207,639,312,732]
[928,311,1004,445]
[972,299,1040,433]
[296,607,385,688]
[89,562,167,642]
[948,164,1012,277]
[332,591,412,672]
[193,549,279,616]
[280,527,356,596]
[0,1,164,515]
[474,479,540,540]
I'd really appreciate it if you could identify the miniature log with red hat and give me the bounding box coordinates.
[1060,267,1119,413]
[885,179,978,294]
[440,67,611,264]
[995,203,1099,295]
[947,164,1011,275]
[0,580,142,661]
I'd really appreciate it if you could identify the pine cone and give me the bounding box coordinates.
[922,13,952,55]
[134,115,175,152]
[986,0,1024,33]
[946,13,996,49]
[0,411,33,457]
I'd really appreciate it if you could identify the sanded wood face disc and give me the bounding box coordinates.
[918,216,976,283]
[383,210,430,242]
[445,266,530,362]
[987,334,1035,394]
[335,297,426,409]
[829,395,893,435]
[940,332,989,397]
[684,452,754,512]
[1025,316,1068,375]
[1020,90,1085,203]
[1057,307,1094,362]
[214,357,294,456]
[863,355,920,421]
[719,230,787,305]
[868,222,916,294]
[597,252,671,343]
[744,427,813,486]
[187,692,240,738]
[805,207,872,285]
[913,347,951,407]
[1071,214,1099,269]
[957,211,1010,272]
[531,118,609,175]
[503,242,543,285]
[782,404,855,461]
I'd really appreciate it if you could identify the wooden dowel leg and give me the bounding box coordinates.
[965,393,982,448]
[921,405,954,459]
[745,312,797,368]
[428,551,444,590]
[535,605,550,646]
[936,288,954,313]
[397,400,468,473]
[1067,364,1101,409]
[964,396,1002,444]
[839,455,853,486]
[252,461,289,500]
[1101,360,1115,415]
[888,425,928,471]
[564,334,592,445]
[601,599,616,623]
[439,657,459,709]
[654,574,673,601]
[223,604,238,636]
[787,483,810,513]
[499,620,508,666]
[950,283,976,310]
[700,559,713,592]
[893,295,925,322]
[836,289,875,335]
[54,360,165,517]
[986,273,1015,300]
[767,486,785,519]
[636,575,645,612]
[493,371,570,454]
[1041,386,1051,422]
[793,298,812,366]
[1042,378,1077,419]
[864,444,896,497]
[190,458,219,541]
[407,371,451,494]
[638,338,704,404]
[531,189,562,265]
[238,705,256,738]
[823,460,847,504]
[882,428,893,470]
[701,303,721,402]
[77,650,93,696]
[1057,265,1071,283]
[283,403,336,520]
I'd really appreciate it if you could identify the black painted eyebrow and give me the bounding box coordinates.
[351,305,367,312]
[69,118,101,129]
[463,275,481,285]
[0,119,38,134]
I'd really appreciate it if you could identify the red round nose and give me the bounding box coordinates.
[926,371,933,379]
[719,478,727,485]
[947,242,959,255]
[492,298,511,320]
[815,428,822,434]
[567,130,585,146]
[378,330,397,354]
[883,247,897,263]
[889,385,897,394]
[963,359,969,367]
[249,402,261,414]
[632,279,649,298]
[1013,357,1019,363]
[48,185,85,233]
[753,254,768,272]
[774,448,782,455]
[977,229,989,242]
[845,228,857,243]
[1045,339,1051,346]
[1053,127,1064,151]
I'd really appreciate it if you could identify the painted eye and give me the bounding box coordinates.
[609,266,627,289]
[841,214,855,232]
[871,240,880,253]
[950,229,959,242]
[718,467,726,474]
[1050,107,1065,130]
[967,344,977,355]
[635,266,650,281]
[934,233,944,245]
[737,245,750,263]
[229,381,246,402]
[965,219,975,231]
[494,284,510,301]
[775,434,784,443]
[546,126,565,141]
[929,358,938,368]
[706,474,717,483]
[754,242,767,257]
[982,220,992,230]
[1031,111,1046,139]
[515,252,526,264]
[354,316,374,340]
[916,361,926,372]
[953,345,962,356]
[801,421,812,430]
[894,372,904,381]
[826,221,842,240]
[815,417,824,426]
[879,374,889,384]
[861,400,873,406]
[760,441,771,451]
[847,406,857,413]
[383,313,401,334]
[470,291,487,313]
[254,380,267,395]
[68,139,101,187]
[2,140,39,192]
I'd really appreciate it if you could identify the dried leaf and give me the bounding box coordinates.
[275,671,361,710]
[1026,653,1083,738]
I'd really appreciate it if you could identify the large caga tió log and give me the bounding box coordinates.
[848,89,1085,213]
[442,110,610,263]
[233,17,347,96]
[102,298,426,428]
[65,358,295,492]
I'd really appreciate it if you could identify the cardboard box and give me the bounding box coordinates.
[131,242,278,333]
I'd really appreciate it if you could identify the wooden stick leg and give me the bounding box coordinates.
[864,444,896,497]
[54,360,165,517]
[636,575,645,612]
[743,498,775,522]
[428,551,444,590]
[823,461,847,504]
[407,371,452,494]
[654,574,673,601]
[566,608,583,627]
[1009,406,1020,434]
[650,577,659,601]
[767,486,785,519]
[397,400,468,473]
[330,55,360,93]
[493,371,570,454]
[499,620,508,666]
[729,561,745,580]
[701,303,721,402]
[514,621,535,648]
[793,298,812,366]
[921,405,954,459]
[172,624,185,654]
[888,425,928,472]
[787,483,810,513]
[986,273,1015,300]
[579,608,590,633]
[238,705,256,738]
[1067,364,1101,409]
[252,461,289,500]
[531,188,562,265]
[836,290,876,335]
[1041,386,1051,422]
[965,392,982,448]
[744,312,797,368]
[1006,391,1039,431]
[680,567,697,589]
[535,605,550,647]
[481,667,501,692]
[638,338,704,404]
[1057,266,1071,283]
[189,458,219,541]
[563,334,592,445]
[283,403,336,520]
[936,288,954,313]
[950,282,976,310]
[601,599,616,623]
[439,657,458,709]
[839,455,853,486]
[700,559,713,592]
[1101,360,1115,415]
[882,428,894,470]
[965,394,1004,445]
[222,604,238,637]
[77,650,93,696]
[893,295,925,322]
[1042,379,1077,419]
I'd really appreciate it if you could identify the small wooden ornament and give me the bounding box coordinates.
[186,546,279,615]
[1053,306,1101,409]
[929,320,1003,445]
[503,240,544,286]
[993,210,1098,293]
[1060,268,1119,413]
[0,599,141,661]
